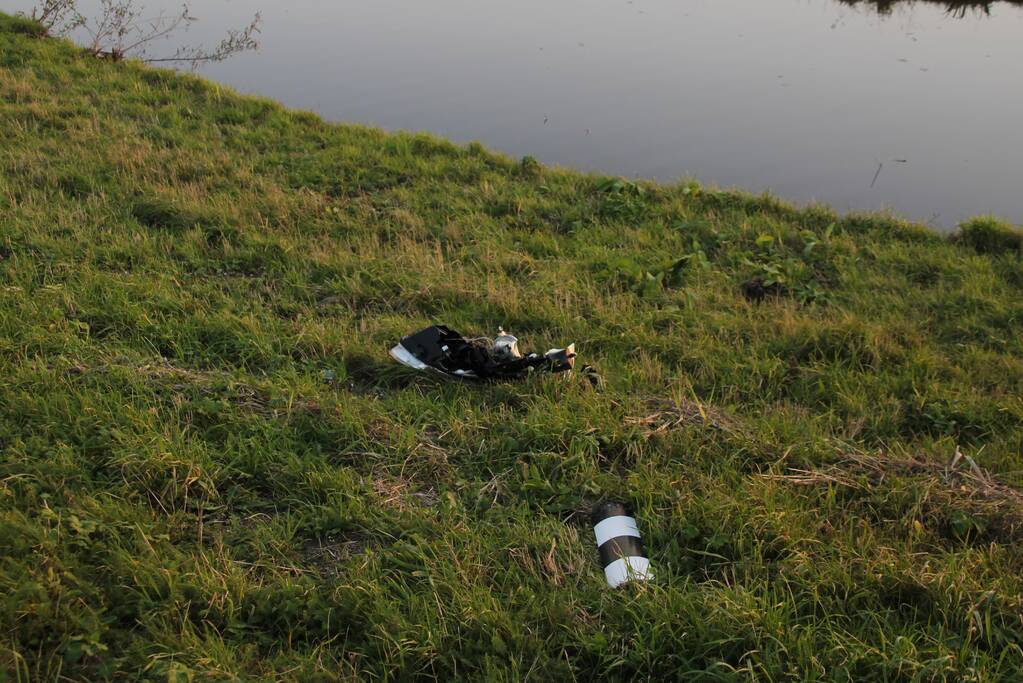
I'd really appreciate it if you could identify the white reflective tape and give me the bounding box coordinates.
[603,556,653,588]
[593,515,641,547]
[390,344,429,371]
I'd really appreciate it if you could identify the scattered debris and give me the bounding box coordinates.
[592,502,652,588]
[390,325,576,380]
[741,276,785,303]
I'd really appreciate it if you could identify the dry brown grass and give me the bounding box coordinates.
[370,471,438,513]
[509,535,586,586]
[765,447,1023,541]
[626,397,740,435]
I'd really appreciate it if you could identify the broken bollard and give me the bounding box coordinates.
[591,502,653,588]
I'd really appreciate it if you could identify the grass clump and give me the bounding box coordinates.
[954,216,1023,256]
[2,15,1023,681]
[130,196,205,231]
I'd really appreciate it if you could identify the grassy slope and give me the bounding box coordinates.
[2,12,1023,681]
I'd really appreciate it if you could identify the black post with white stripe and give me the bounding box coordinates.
[591,502,653,588]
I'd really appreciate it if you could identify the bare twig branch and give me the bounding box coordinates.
[147,12,261,69]
[26,1,260,68]
[28,0,85,35]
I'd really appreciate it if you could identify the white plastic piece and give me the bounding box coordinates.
[603,556,653,588]
[389,344,429,371]
[593,515,642,547]
[492,332,522,361]
[544,343,576,358]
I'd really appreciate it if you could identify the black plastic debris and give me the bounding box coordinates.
[390,325,576,380]
[580,365,606,392]
[591,502,653,588]
[741,277,784,303]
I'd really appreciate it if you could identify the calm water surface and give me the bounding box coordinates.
[8,0,1023,228]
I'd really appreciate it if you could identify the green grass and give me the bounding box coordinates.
[2,12,1023,681]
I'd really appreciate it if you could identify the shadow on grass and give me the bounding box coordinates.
[343,352,441,395]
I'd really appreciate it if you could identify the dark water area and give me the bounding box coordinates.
[7,0,1022,230]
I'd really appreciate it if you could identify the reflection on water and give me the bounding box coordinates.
[2,0,1021,229]
[843,1,1023,17]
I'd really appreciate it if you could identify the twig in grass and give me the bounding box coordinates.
[765,468,860,488]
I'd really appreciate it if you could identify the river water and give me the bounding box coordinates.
[6,0,1022,229]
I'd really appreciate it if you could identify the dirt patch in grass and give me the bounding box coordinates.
[301,535,374,577]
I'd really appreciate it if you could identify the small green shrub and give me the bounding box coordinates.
[594,177,648,222]
[0,14,46,38]
[518,155,542,179]
[594,254,698,299]
[953,217,1023,256]
[740,229,835,304]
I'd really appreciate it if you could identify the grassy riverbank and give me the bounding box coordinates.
[3,12,1023,681]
